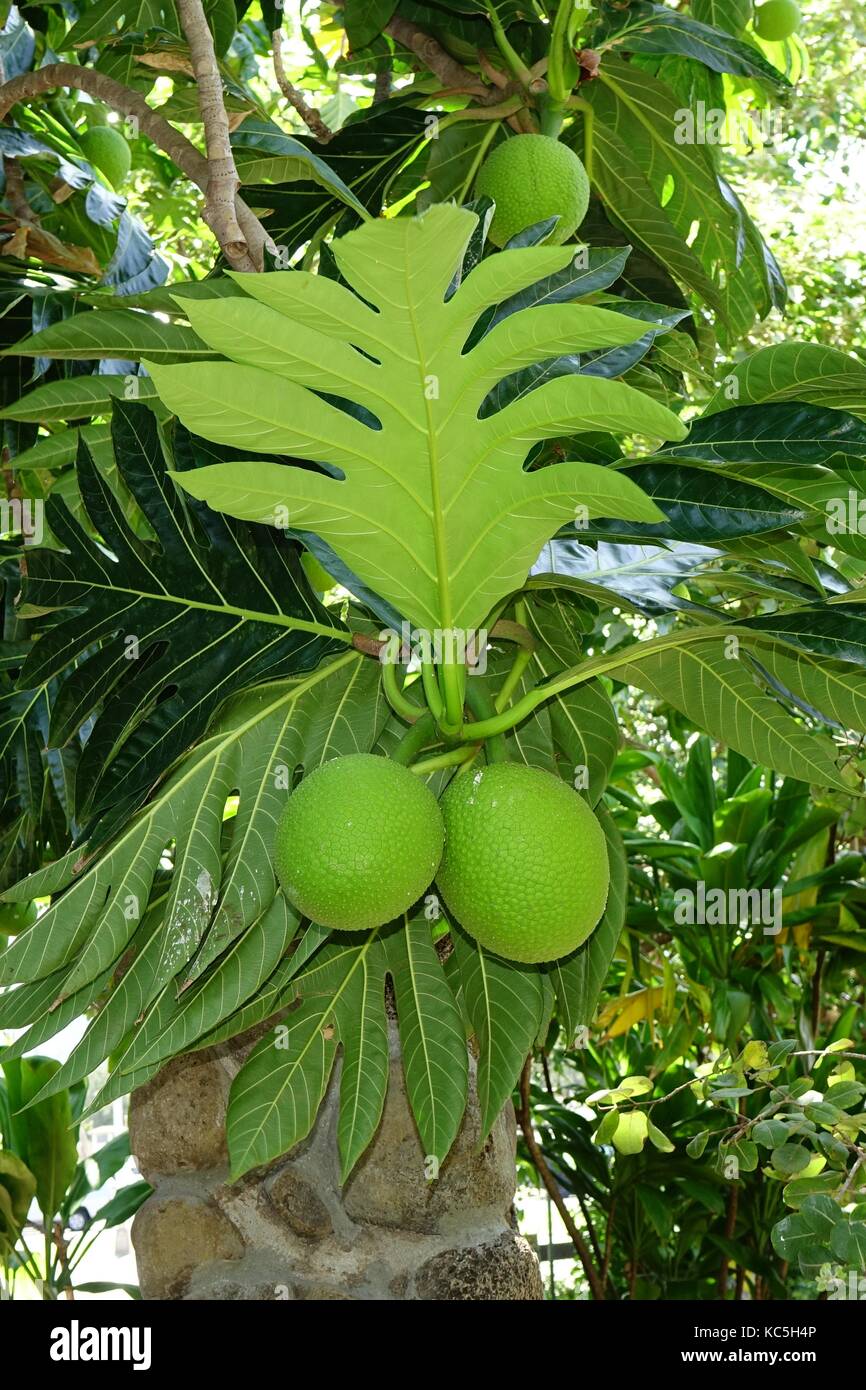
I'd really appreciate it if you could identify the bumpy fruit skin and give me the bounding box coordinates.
[274,753,444,932]
[754,0,800,40]
[79,126,132,189]
[437,763,609,963]
[474,134,590,248]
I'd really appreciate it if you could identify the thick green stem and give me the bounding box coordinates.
[438,656,466,734]
[421,657,445,722]
[458,624,748,742]
[568,94,594,179]
[495,647,535,712]
[493,601,536,712]
[483,1,534,85]
[382,658,423,723]
[408,744,478,775]
[391,710,439,765]
[545,0,581,107]
[463,678,509,762]
[458,118,500,200]
[538,98,565,138]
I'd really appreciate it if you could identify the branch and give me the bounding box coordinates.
[373,60,392,104]
[517,1058,606,1301]
[477,49,509,89]
[0,64,208,182]
[332,0,492,99]
[272,29,333,142]
[385,13,494,101]
[0,63,272,270]
[175,0,252,270]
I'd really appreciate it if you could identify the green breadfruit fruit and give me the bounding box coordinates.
[79,126,132,189]
[84,103,110,127]
[436,762,610,963]
[273,753,445,931]
[474,134,590,248]
[754,0,800,40]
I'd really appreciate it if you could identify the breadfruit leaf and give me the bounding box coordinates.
[148,204,686,633]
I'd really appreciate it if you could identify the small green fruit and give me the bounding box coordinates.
[754,0,800,41]
[437,762,610,963]
[474,134,590,248]
[274,753,444,932]
[79,126,132,189]
[85,103,111,128]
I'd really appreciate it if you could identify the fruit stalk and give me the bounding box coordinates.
[382,656,424,723]
[463,680,509,763]
[390,711,439,766]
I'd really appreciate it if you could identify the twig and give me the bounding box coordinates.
[441,95,524,124]
[735,1261,746,1300]
[600,1197,616,1294]
[541,1049,554,1094]
[477,49,509,89]
[175,0,254,271]
[351,631,385,658]
[839,1152,865,1200]
[386,13,493,101]
[575,1192,603,1268]
[0,63,272,269]
[517,1058,606,1300]
[273,29,333,142]
[0,64,206,180]
[789,1050,866,1061]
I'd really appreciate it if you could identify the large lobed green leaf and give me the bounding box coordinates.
[147,204,686,634]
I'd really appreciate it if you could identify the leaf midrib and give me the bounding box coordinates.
[404,252,453,631]
[31,566,351,644]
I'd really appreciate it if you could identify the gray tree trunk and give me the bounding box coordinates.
[130,1025,543,1300]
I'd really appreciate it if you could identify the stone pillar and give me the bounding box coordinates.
[130,1026,543,1300]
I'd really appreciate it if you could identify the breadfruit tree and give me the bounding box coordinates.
[1,0,863,1298]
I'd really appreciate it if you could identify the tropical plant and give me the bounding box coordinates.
[0,1055,149,1299]
[0,0,864,1300]
[517,731,866,1300]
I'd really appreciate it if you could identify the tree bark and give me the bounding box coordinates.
[174,0,257,270]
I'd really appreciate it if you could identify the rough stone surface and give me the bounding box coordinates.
[267,1168,333,1238]
[343,1044,516,1234]
[413,1233,544,1301]
[130,1023,542,1301]
[131,1197,245,1300]
[129,1050,233,1179]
